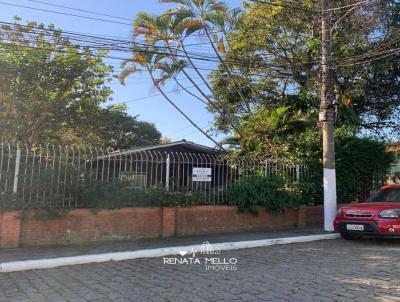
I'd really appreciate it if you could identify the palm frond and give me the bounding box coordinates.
[132,27,152,39]
[118,65,137,85]
[159,0,188,4]
[178,19,203,37]
[205,12,225,30]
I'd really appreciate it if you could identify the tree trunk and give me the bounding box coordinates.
[147,67,223,149]
[180,41,215,95]
[174,78,209,105]
[203,28,251,113]
[166,42,215,106]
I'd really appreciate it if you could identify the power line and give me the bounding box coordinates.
[0,38,308,74]
[0,29,300,74]
[338,47,400,67]
[2,26,398,76]
[0,21,320,70]
[24,0,132,21]
[327,0,375,12]
[248,0,319,13]
[249,0,374,13]
[0,1,132,26]
[113,83,208,104]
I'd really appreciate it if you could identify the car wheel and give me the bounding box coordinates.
[340,232,361,240]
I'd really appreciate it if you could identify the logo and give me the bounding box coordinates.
[163,241,238,271]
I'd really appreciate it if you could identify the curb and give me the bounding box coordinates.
[0,233,340,273]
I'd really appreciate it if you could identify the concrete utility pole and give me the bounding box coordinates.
[320,0,337,232]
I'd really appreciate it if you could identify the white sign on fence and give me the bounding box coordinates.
[192,168,212,182]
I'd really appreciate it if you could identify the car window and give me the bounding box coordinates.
[366,188,400,202]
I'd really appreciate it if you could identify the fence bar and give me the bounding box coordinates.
[12,148,21,194]
[3,142,390,208]
[165,154,170,191]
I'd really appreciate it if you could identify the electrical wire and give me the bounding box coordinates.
[249,0,374,13]
[24,0,132,21]
[2,24,398,76]
[0,1,132,26]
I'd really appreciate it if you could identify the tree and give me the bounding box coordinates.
[120,44,222,148]
[97,105,161,150]
[229,97,317,158]
[161,0,249,109]
[209,0,400,139]
[0,19,112,145]
[0,19,162,149]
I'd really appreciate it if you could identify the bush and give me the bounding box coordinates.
[76,181,202,209]
[335,136,395,202]
[288,130,396,203]
[226,174,299,213]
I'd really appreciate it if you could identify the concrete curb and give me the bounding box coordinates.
[0,233,340,273]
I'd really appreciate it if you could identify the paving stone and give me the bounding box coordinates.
[0,239,399,301]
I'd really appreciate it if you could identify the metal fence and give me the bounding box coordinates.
[0,143,311,208]
[1,143,398,208]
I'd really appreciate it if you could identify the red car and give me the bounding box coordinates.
[334,185,400,239]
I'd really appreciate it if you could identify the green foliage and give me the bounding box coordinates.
[226,174,299,213]
[210,0,400,138]
[0,19,111,145]
[77,181,202,210]
[230,99,317,157]
[98,105,161,150]
[0,19,161,149]
[286,130,396,203]
[335,136,395,202]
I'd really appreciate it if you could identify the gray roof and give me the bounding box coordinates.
[97,140,220,159]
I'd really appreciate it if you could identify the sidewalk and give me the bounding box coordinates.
[0,227,325,262]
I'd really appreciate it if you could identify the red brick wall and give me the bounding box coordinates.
[302,205,324,226]
[0,211,21,248]
[19,208,162,247]
[0,205,328,248]
[161,207,176,238]
[176,206,298,236]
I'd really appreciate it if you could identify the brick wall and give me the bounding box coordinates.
[19,208,162,247]
[0,205,329,249]
[0,211,21,248]
[176,206,299,236]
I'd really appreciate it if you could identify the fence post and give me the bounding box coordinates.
[13,147,21,194]
[296,164,300,183]
[264,160,268,177]
[165,154,170,191]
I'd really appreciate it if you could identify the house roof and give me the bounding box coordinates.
[98,140,221,159]
[387,143,400,154]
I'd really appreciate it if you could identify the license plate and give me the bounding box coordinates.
[346,224,364,231]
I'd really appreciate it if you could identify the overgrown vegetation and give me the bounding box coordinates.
[0,18,161,148]
[77,181,202,209]
[226,174,299,214]
[288,130,396,204]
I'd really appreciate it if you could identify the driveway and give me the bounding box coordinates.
[0,239,399,302]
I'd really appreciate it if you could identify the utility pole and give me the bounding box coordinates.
[320,0,337,232]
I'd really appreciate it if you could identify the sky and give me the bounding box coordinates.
[0,0,243,147]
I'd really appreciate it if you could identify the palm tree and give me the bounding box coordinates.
[156,60,209,105]
[161,0,251,113]
[119,46,223,149]
[133,12,214,106]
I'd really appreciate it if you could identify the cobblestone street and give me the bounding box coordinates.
[1,238,400,302]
